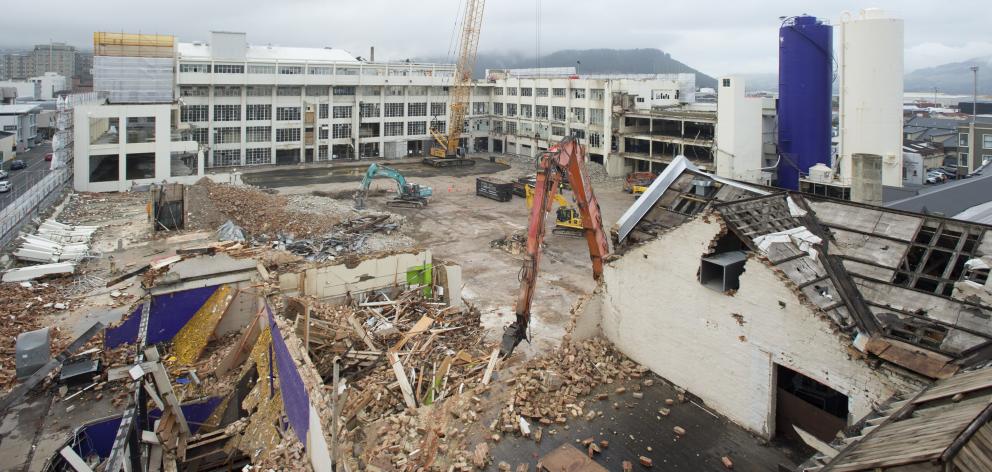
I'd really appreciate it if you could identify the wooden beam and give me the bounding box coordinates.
[388,352,417,409]
[481,348,500,385]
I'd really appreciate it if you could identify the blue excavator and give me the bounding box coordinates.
[354,163,433,209]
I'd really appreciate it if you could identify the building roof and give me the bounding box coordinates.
[177,42,358,63]
[904,116,965,130]
[0,104,40,115]
[886,171,992,216]
[615,159,992,380]
[0,130,13,139]
[815,367,992,471]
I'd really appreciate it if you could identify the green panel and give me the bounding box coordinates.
[406,263,433,298]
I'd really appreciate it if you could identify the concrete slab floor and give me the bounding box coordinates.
[485,375,804,471]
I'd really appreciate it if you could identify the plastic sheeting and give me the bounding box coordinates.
[93,56,174,104]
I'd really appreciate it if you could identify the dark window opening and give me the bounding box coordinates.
[89,154,119,183]
[589,153,604,165]
[125,152,155,180]
[275,149,299,165]
[700,250,747,292]
[775,365,848,445]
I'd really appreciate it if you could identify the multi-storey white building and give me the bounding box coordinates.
[176,32,459,167]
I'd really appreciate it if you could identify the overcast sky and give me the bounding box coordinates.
[1,0,988,75]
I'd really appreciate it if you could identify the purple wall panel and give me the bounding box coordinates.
[104,286,219,348]
[267,304,310,445]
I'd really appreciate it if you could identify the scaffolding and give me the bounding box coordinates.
[93,32,176,104]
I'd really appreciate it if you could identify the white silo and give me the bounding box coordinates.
[837,8,905,189]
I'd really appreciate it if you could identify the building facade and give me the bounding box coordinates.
[1,54,34,80]
[0,104,40,151]
[959,117,992,172]
[32,42,76,80]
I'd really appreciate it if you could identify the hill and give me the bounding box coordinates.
[905,56,992,95]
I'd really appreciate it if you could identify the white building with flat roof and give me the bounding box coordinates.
[0,104,40,151]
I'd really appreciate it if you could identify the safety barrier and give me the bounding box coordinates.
[0,167,71,249]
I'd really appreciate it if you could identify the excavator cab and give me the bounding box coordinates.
[554,207,584,236]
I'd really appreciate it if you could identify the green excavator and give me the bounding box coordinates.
[354,163,433,209]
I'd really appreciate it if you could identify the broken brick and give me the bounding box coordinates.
[639,456,653,467]
[721,456,734,469]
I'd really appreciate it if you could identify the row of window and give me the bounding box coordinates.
[492,87,605,100]
[958,133,992,150]
[490,119,603,146]
[190,120,444,145]
[181,103,451,123]
[179,84,451,98]
[180,63,453,78]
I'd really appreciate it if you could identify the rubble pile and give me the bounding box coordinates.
[490,232,527,255]
[584,161,622,185]
[494,337,643,435]
[59,192,147,225]
[202,181,343,237]
[0,281,73,392]
[298,290,493,425]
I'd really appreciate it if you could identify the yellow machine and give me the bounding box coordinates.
[524,184,584,236]
[424,0,486,167]
[631,185,648,197]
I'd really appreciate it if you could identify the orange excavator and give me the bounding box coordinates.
[500,137,610,355]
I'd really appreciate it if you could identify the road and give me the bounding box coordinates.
[0,141,54,209]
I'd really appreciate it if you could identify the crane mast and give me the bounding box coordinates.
[424,0,485,167]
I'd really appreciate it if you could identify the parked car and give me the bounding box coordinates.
[9,160,26,170]
[925,174,941,184]
[0,169,7,179]
[44,153,52,161]
[0,181,11,193]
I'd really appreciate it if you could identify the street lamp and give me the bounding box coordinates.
[971,66,979,123]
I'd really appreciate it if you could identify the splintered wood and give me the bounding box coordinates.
[293,288,493,425]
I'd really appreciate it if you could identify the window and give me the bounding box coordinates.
[319,125,329,139]
[573,89,586,99]
[385,103,404,117]
[553,88,566,97]
[571,107,585,123]
[472,102,488,114]
[276,128,301,142]
[590,109,604,126]
[319,104,329,119]
[247,86,272,97]
[215,86,241,97]
[190,128,208,145]
[247,104,271,121]
[306,86,329,96]
[408,102,427,117]
[179,86,208,97]
[636,97,645,103]
[125,152,155,179]
[318,145,329,160]
[506,103,517,117]
[722,78,731,87]
[214,105,241,122]
[552,106,566,122]
[430,102,446,116]
[360,103,380,118]
[493,87,504,96]
[359,122,380,138]
[408,86,427,96]
[984,134,992,149]
[179,63,210,73]
[126,117,155,144]
[386,86,404,97]
[359,142,379,158]
[333,86,355,96]
[308,66,332,75]
[338,67,360,76]
[384,122,404,136]
[180,105,208,123]
[520,87,533,97]
[407,121,426,135]
[536,105,548,119]
[214,64,244,74]
[333,106,352,119]
[279,65,304,75]
[246,126,271,142]
[89,154,119,182]
[248,64,276,74]
[536,88,548,97]
[213,127,241,144]
[213,149,242,166]
[170,151,198,177]
[493,103,503,116]
[507,87,517,96]
[430,120,446,134]
[332,123,351,139]
[492,120,503,134]
[277,86,301,97]
[361,86,381,96]
[246,148,270,165]
[591,89,605,100]
[521,104,532,118]
[277,107,301,121]
[589,133,602,148]
[506,121,517,135]
[551,125,566,136]
[960,133,969,147]
[570,128,585,139]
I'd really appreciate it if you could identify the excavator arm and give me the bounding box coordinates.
[500,137,609,355]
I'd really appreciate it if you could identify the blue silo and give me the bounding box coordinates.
[777,15,833,190]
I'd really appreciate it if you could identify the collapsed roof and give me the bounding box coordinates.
[615,156,992,380]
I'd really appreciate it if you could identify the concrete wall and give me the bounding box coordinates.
[0,133,14,162]
[595,216,921,438]
[279,250,433,301]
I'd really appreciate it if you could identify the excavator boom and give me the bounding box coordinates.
[500,138,609,355]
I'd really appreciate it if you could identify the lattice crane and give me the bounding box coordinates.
[424,0,486,168]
